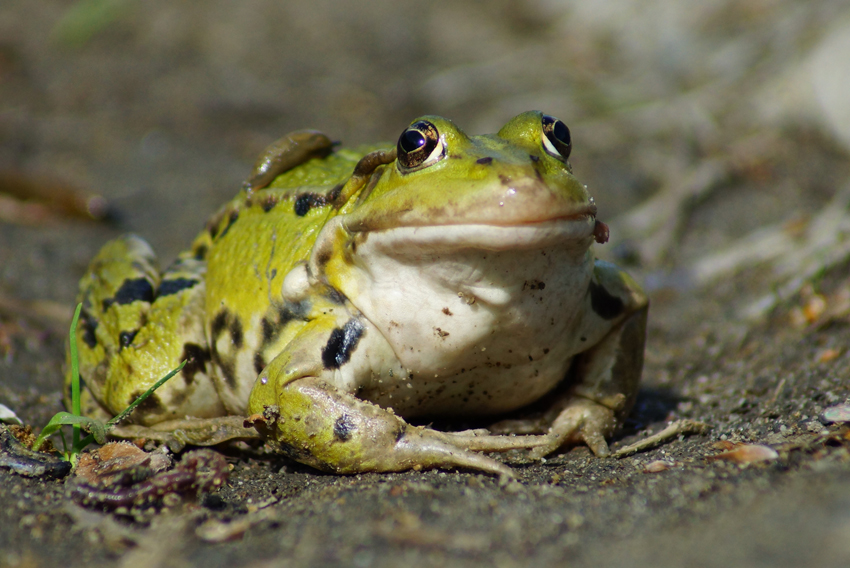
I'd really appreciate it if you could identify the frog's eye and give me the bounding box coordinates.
[541,115,572,160]
[397,120,444,171]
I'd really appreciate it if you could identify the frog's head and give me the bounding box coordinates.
[309,112,608,380]
[342,110,598,247]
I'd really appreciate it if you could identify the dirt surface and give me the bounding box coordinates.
[2,1,850,567]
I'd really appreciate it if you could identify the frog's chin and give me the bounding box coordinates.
[357,216,596,253]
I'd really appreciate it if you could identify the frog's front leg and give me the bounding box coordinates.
[248,317,531,477]
[493,261,648,459]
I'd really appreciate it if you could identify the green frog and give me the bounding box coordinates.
[69,111,647,477]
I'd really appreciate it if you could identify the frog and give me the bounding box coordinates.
[68,111,648,478]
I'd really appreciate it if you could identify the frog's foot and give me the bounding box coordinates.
[110,416,262,453]
[253,377,520,478]
[493,303,648,460]
[489,397,616,459]
[527,397,616,459]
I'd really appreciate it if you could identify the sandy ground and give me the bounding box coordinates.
[2,1,850,566]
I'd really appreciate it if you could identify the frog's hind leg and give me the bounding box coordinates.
[252,375,527,478]
[72,234,226,426]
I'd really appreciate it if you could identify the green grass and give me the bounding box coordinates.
[33,303,185,463]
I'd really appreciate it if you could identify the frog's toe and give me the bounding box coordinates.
[488,416,549,436]
[527,397,616,460]
[110,416,262,452]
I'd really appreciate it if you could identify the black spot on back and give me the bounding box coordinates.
[218,210,239,239]
[261,195,279,212]
[294,193,326,217]
[333,414,356,442]
[102,277,154,310]
[321,319,364,369]
[589,280,625,320]
[206,216,221,239]
[181,343,211,385]
[158,278,199,297]
[192,244,208,260]
[118,330,138,350]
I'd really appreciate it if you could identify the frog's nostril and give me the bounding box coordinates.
[476,157,494,165]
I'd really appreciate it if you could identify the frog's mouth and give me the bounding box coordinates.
[347,207,598,253]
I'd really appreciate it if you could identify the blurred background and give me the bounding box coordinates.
[2,4,850,565]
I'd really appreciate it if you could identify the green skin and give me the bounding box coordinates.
[68,111,648,477]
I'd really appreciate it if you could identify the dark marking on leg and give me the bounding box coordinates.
[321,319,364,369]
[476,156,493,165]
[158,278,199,297]
[79,313,98,349]
[218,358,238,390]
[211,309,229,341]
[253,351,265,374]
[102,277,155,310]
[229,316,244,349]
[589,281,624,320]
[333,414,356,442]
[315,249,331,267]
[260,303,307,347]
[129,391,166,415]
[118,330,138,350]
[181,343,211,385]
[261,317,275,344]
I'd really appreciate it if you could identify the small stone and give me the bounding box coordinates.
[821,404,850,424]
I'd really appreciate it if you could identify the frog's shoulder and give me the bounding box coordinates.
[189,146,383,260]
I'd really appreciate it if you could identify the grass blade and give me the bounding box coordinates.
[69,303,82,447]
[107,360,187,427]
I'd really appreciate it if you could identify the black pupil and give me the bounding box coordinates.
[400,129,426,153]
[553,120,569,145]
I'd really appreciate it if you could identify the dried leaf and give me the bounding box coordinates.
[644,460,675,473]
[817,348,841,363]
[708,444,778,464]
[74,442,171,485]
